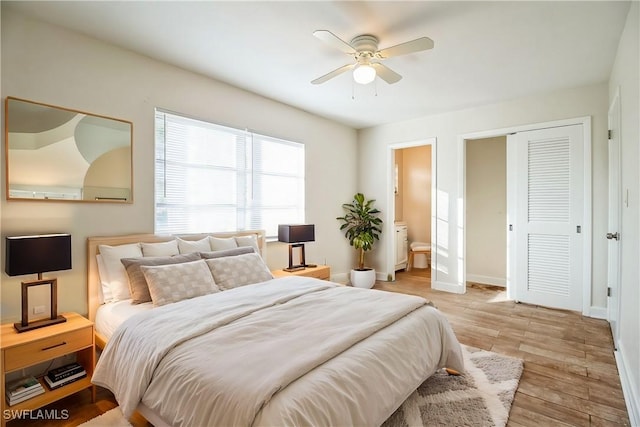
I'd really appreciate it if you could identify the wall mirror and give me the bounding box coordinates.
[5,97,133,202]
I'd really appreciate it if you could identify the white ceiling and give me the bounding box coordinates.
[5,1,631,129]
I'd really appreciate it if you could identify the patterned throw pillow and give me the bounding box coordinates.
[205,253,274,291]
[121,253,201,304]
[141,260,219,306]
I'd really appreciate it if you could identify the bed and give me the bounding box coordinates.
[87,230,464,427]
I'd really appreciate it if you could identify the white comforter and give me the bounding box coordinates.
[93,277,463,426]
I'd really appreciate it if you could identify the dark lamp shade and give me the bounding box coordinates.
[5,234,72,276]
[278,224,315,243]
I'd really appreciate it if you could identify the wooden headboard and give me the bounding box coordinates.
[87,230,266,347]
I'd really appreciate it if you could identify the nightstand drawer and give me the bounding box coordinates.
[272,265,331,280]
[4,327,92,372]
[302,268,330,280]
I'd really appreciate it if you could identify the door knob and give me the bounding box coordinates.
[606,232,620,240]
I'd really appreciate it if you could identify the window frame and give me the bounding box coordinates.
[154,109,305,238]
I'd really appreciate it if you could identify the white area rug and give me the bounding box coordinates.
[81,346,523,427]
[79,407,131,427]
[383,345,524,427]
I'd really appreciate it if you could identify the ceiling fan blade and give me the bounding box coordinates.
[313,30,356,55]
[371,63,402,84]
[377,37,434,59]
[311,63,355,85]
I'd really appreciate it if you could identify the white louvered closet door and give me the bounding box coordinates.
[514,125,584,311]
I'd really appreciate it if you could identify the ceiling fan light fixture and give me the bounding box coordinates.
[353,64,376,85]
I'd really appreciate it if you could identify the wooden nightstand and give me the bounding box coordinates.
[0,312,95,426]
[272,265,331,280]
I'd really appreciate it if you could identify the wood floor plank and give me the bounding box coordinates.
[520,370,590,400]
[591,413,632,427]
[511,392,590,426]
[507,404,577,427]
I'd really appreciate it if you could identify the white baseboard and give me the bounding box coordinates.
[466,274,506,287]
[432,281,465,294]
[588,306,607,319]
[615,341,640,427]
[376,271,390,282]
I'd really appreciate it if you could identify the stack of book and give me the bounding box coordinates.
[5,376,45,406]
[44,362,87,390]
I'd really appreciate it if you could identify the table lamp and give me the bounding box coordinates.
[278,224,315,271]
[5,234,72,332]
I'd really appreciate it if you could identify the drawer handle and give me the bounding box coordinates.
[42,341,67,351]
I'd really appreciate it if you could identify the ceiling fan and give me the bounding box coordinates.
[311,30,434,85]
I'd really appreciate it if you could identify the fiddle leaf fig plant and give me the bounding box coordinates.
[337,193,383,270]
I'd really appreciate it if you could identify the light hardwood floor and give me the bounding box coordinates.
[8,269,630,426]
[379,269,630,427]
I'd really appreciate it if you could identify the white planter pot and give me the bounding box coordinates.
[350,269,376,289]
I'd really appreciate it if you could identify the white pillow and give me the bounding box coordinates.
[96,254,112,303]
[141,240,179,257]
[205,253,273,290]
[234,235,260,255]
[177,237,211,254]
[141,260,219,307]
[98,243,143,301]
[209,236,238,251]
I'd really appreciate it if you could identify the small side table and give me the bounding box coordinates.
[0,312,95,426]
[272,265,331,280]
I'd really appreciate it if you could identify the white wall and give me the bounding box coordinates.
[466,136,506,286]
[358,82,609,310]
[608,2,639,423]
[0,10,358,321]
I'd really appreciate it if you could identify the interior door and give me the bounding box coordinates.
[513,124,584,311]
[607,91,621,345]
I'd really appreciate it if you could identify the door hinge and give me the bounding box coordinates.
[577,225,581,233]
[509,224,513,231]
[607,287,611,297]
[608,129,612,140]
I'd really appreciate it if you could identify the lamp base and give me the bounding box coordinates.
[14,315,66,333]
[283,266,306,272]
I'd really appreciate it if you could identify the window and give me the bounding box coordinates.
[154,110,305,237]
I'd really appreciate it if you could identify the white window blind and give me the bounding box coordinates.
[155,110,305,237]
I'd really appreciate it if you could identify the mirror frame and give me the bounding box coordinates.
[4,96,133,203]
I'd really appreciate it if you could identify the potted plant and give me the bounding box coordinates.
[337,193,383,288]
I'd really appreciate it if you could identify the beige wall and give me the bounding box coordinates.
[398,146,432,245]
[465,136,506,286]
[0,10,358,321]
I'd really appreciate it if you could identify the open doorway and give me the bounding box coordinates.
[387,139,436,284]
[465,137,507,289]
[460,117,591,313]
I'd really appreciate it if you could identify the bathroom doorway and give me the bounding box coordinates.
[387,139,435,284]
